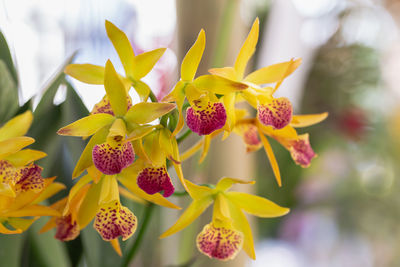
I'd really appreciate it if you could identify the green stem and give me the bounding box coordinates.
[121,203,155,267]
[148,90,158,103]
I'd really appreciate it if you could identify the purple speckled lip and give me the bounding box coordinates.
[257,97,293,129]
[186,102,227,135]
[196,223,243,261]
[289,137,315,167]
[137,166,174,197]
[92,142,135,175]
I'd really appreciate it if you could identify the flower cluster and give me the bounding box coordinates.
[8,18,326,261]
[0,111,64,234]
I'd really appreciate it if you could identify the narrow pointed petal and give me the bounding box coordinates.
[199,135,211,163]
[132,80,151,102]
[104,60,128,116]
[77,182,102,228]
[105,20,135,78]
[0,137,35,159]
[193,75,247,95]
[290,112,328,128]
[92,142,135,175]
[110,239,122,256]
[94,201,137,241]
[234,18,259,79]
[221,93,236,133]
[118,186,147,205]
[137,166,174,197]
[132,48,166,80]
[5,149,47,167]
[55,214,80,241]
[215,177,255,192]
[288,134,315,167]
[32,182,66,205]
[181,29,205,81]
[2,204,61,217]
[257,97,293,130]
[208,67,238,81]
[64,64,105,84]
[160,197,213,238]
[244,58,302,84]
[184,179,212,200]
[125,102,176,124]
[57,114,114,137]
[0,111,32,141]
[126,125,157,142]
[196,223,243,261]
[258,132,282,187]
[226,192,290,217]
[186,102,226,135]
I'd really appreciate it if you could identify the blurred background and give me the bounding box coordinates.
[1,0,400,266]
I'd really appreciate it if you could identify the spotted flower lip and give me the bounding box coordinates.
[186,102,227,135]
[55,214,80,241]
[14,164,44,193]
[92,142,135,175]
[137,166,174,197]
[197,223,244,261]
[289,134,315,167]
[257,97,293,130]
[94,200,137,241]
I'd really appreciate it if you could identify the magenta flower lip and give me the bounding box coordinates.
[186,102,227,135]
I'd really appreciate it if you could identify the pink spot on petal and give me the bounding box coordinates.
[257,97,292,129]
[289,135,315,167]
[92,142,135,175]
[91,96,133,115]
[196,223,243,261]
[15,164,44,193]
[55,215,80,241]
[137,166,174,197]
[235,122,262,153]
[186,102,226,135]
[0,160,16,185]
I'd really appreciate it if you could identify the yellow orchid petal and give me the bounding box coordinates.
[208,67,238,81]
[72,126,109,178]
[226,191,290,218]
[64,64,105,84]
[77,182,102,228]
[132,80,151,102]
[131,140,151,165]
[234,18,259,79]
[142,131,164,166]
[104,60,128,116]
[0,223,22,234]
[159,128,179,162]
[0,110,32,141]
[181,29,205,81]
[126,125,157,142]
[132,48,166,80]
[32,182,66,205]
[105,20,135,78]
[184,179,212,200]
[57,113,114,137]
[193,75,247,95]
[215,177,255,192]
[4,149,47,167]
[7,218,35,232]
[227,199,255,259]
[221,93,236,132]
[259,123,298,140]
[160,196,213,238]
[99,175,119,205]
[106,118,127,145]
[258,131,282,187]
[199,135,211,163]
[0,137,35,159]
[118,186,147,205]
[110,239,122,257]
[168,81,186,137]
[117,165,180,210]
[212,194,230,222]
[273,59,302,93]
[290,112,328,128]
[233,120,262,153]
[124,102,176,125]
[2,204,61,217]
[63,174,92,216]
[244,58,302,85]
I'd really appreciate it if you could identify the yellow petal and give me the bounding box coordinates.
[4,149,47,167]
[77,182,102,228]
[208,67,238,81]
[221,93,236,132]
[132,48,166,80]
[273,58,302,93]
[126,125,157,142]
[63,174,92,216]
[2,204,61,217]
[199,135,211,163]
[72,126,109,178]
[118,186,147,205]
[193,75,247,95]
[226,191,290,218]
[184,179,212,200]
[181,29,205,81]
[227,199,255,259]
[215,177,255,192]
[0,137,35,159]
[32,182,66,205]
[132,80,151,102]
[57,113,114,137]
[143,131,165,166]
[234,18,259,79]
[0,223,22,234]
[99,175,119,205]
[106,118,127,145]
[159,128,180,163]
[104,60,128,116]
[160,197,213,238]
[124,102,176,125]
[7,218,35,232]
[290,112,328,128]
[259,124,298,140]
[244,58,302,85]
[168,81,186,137]
[258,132,282,187]
[105,20,135,78]
[64,64,105,84]
[110,239,122,257]
[212,194,230,222]
[0,110,33,141]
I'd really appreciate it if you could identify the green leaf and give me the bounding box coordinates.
[0,31,18,85]
[0,60,19,123]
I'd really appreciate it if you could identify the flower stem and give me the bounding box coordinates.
[121,203,155,267]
